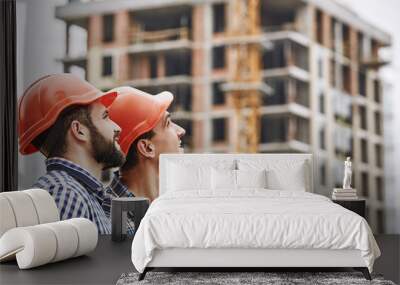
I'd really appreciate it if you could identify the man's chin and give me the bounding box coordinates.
[101,150,126,170]
[102,159,125,170]
[114,142,122,151]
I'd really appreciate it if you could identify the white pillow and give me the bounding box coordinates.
[167,162,211,191]
[236,169,267,189]
[266,161,307,191]
[238,159,308,191]
[166,158,236,171]
[211,168,237,190]
[211,169,268,190]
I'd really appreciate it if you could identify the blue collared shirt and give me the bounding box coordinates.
[33,157,111,234]
[103,171,136,235]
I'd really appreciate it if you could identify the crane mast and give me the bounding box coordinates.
[226,0,263,153]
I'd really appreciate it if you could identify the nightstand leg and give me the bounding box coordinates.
[138,268,148,281]
[354,267,371,280]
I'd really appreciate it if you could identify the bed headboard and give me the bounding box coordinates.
[159,153,314,195]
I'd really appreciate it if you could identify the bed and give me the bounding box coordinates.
[131,154,380,280]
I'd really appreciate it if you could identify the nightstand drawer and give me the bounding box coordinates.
[332,199,366,218]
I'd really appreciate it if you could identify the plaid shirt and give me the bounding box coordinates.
[33,157,111,234]
[103,171,136,235]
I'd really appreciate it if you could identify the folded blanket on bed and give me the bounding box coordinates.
[131,190,380,273]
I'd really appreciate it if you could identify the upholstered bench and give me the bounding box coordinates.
[0,189,98,269]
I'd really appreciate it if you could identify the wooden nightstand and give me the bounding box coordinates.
[111,197,150,242]
[332,199,366,218]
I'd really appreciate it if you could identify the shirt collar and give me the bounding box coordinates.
[45,157,105,197]
[109,171,134,198]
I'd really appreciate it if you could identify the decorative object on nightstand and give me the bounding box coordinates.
[332,157,358,200]
[111,197,150,242]
[332,199,366,218]
[332,188,358,200]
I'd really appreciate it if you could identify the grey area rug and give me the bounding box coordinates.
[116,271,396,285]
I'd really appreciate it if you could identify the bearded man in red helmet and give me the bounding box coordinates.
[101,87,185,233]
[18,74,125,234]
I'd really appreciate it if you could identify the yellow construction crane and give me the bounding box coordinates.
[223,0,264,153]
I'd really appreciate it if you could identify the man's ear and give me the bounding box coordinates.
[70,120,89,142]
[136,139,156,159]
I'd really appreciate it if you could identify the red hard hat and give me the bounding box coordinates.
[18,73,118,155]
[108,86,173,155]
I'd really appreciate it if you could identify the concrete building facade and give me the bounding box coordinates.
[56,0,391,233]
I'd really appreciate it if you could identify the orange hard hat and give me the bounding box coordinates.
[108,86,173,155]
[18,73,118,155]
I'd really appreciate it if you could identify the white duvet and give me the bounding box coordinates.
[131,190,380,273]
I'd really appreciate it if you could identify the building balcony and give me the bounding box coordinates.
[360,39,391,69]
[128,5,192,50]
[130,27,189,44]
[126,47,192,84]
[211,103,310,119]
[259,103,311,118]
[262,38,309,76]
[259,140,311,153]
[264,29,309,47]
[57,0,193,20]
[352,95,368,106]
[260,0,307,36]
[127,27,192,54]
[58,54,87,67]
[126,39,192,54]
[332,89,352,121]
[259,113,310,151]
[208,109,311,153]
[360,57,390,69]
[333,123,352,156]
[262,66,309,82]
[262,75,310,109]
[124,75,192,88]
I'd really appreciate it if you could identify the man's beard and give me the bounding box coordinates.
[89,125,125,170]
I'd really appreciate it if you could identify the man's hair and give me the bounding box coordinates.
[121,130,156,172]
[32,105,92,158]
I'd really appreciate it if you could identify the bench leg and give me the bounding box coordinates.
[354,267,371,280]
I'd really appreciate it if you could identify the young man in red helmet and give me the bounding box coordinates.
[102,86,185,230]
[19,74,126,234]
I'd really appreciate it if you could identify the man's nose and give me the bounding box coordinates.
[176,125,186,138]
[111,119,122,133]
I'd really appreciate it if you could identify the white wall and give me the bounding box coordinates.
[14,1,400,233]
[16,0,66,189]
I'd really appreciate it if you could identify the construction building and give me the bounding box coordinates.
[55,0,391,233]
